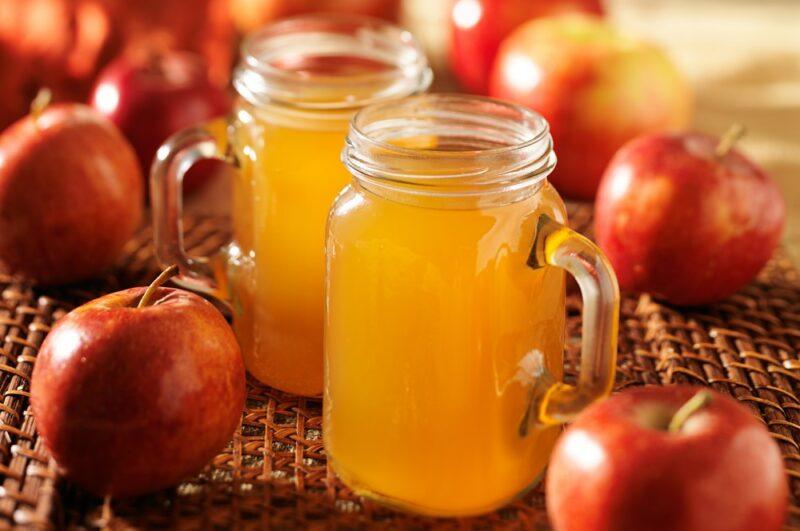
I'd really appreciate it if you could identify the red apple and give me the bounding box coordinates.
[594,129,785,305]
[490,14,691,200]
[31,267,246,497]
[0,93,143,285]
[547,386,788,531]
[450,0,603,94]
[0,0,236,131]
[90,50,230,195]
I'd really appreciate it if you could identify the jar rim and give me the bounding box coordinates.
[351,94,552,157]
[342,94,557,196]
[233,14,432,112]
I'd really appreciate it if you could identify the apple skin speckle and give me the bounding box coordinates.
[594,131,785,305]
[547,385,788,531]
[30,286,246,498]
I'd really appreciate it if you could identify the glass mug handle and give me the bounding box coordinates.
[525,214,620,428]
[150,119,233,298]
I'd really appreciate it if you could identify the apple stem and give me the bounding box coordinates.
[100,495,113,527]
[715,123,746,158]
[30,87,52,124]
[668,390,713,433]
[137,264,179,309]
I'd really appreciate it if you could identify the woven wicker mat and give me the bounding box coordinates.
[0,204,798,530]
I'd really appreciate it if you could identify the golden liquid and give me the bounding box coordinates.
[325,178,569,515]
[224,54,403,396]
[227,106,351,396]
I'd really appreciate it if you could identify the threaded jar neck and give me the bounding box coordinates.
[233,15,431,115]
[342,94,557,201]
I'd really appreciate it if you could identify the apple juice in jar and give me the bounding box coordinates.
[152,17,430,397]
[325,95,619,516]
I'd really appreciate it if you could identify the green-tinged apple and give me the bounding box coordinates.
[490,14,691,199]
[0,90,142,285]
[31,267,246,497]
[547,386,788,531]
[594,128,785,305]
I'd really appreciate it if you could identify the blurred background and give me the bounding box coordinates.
[1,0,796,262]
[413,0,800,264]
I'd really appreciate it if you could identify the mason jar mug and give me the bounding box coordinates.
[150,16,431,396]
[324,94,620,516]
